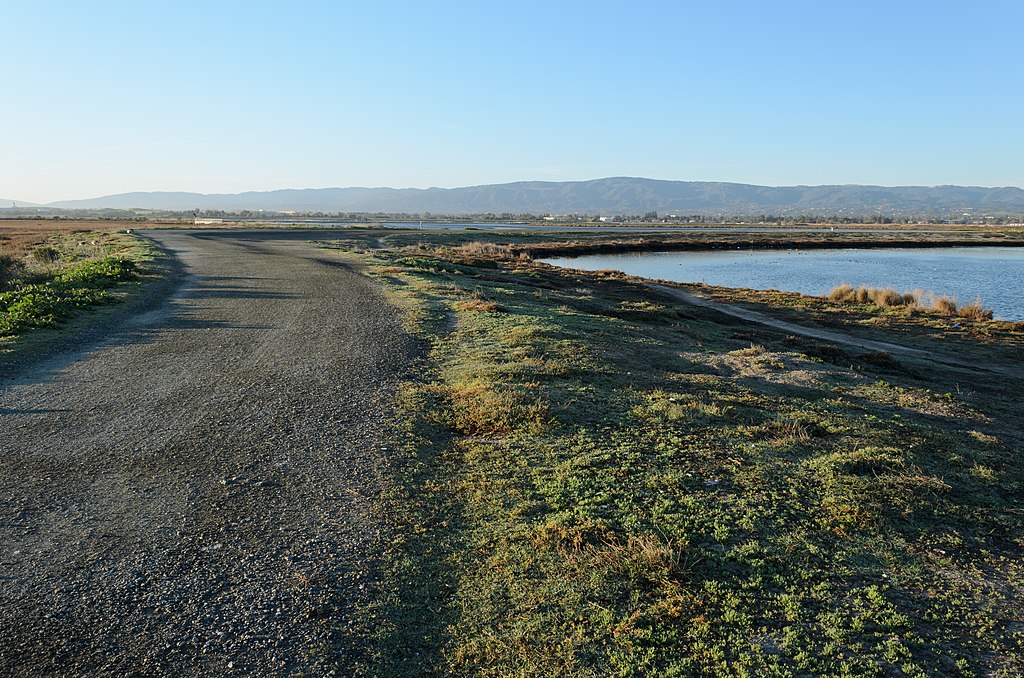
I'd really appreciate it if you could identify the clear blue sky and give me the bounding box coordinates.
[3,0,1022,203]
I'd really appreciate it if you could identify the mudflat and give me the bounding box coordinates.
[0,230,412,674]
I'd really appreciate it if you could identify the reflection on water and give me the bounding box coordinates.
[542,247,1024,321]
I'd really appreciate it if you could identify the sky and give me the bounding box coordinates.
[2,1,1023,203]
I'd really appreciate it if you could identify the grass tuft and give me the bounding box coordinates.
[931,295,958,315]
[454,299,505,313]
[957,299,994,320]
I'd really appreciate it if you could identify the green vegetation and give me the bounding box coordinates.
[328,236,1023,676]
[0,257,138,336]
[0,229,156,341]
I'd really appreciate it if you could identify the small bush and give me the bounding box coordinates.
[455,242,516,259]
[931,296,957,315]
[957,300,993,320]
[873,288,901,307]
[31,245,60,265]
[0,254,27,291]
[827,285,993,320]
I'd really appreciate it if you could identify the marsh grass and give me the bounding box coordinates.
[345,238,1024,676]
[958,299,995,320]
[827,283,995,320]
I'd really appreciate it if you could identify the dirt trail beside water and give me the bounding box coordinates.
[657,284,1024,380]
[0,231,413,675]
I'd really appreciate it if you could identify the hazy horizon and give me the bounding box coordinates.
[4,2,1023,204]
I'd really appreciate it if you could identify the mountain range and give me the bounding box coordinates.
[10,178,1024,217]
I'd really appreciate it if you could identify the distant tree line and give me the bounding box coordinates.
[6,207,1023,226]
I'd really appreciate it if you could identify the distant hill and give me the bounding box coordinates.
[43,178,1024,217]
[0,199,40,208]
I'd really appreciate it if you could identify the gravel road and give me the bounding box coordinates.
[0,230,414,675]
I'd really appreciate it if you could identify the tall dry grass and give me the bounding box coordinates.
[827,284,917,308]
[826,284,993,320]
[455,242,530,260]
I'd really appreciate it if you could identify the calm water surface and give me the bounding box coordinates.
[542,247,1024,321]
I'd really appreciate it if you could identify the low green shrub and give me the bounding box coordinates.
[0,256,138,337]
[0,254,26,291]
[30,245,60,265]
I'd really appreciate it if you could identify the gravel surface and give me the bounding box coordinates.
[0,230,414,675]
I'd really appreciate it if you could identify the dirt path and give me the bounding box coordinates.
[0,231,413,675]
[657,284,1024,380]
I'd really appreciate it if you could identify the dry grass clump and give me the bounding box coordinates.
[445,381,549,436]
[926,295,994,320]
[930,295,957,315]
[455,299,505,313]
[732,343,767,357]
[957,300,994,320]
[531,518,690,580]
[827,284,917,308]
[455,241,529,260]
[827,284,994,320]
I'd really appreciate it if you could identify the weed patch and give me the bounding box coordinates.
[0,257,139,337]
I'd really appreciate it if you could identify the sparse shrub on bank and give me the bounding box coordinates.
[827,284,995,319]
[930,295,958,315]
[957,299,994,320]
[827,284,917,308]
[455,242,515,258]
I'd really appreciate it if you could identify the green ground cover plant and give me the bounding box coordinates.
[329,235,1023,676]
[0,256,138,336]
[0,229,155,340]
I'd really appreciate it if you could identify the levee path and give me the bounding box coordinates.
[0,230,412,674]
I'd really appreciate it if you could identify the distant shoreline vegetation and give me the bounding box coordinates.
[2,209,1023,227]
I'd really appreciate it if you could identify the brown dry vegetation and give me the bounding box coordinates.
[0,221,92,258]
[828,284,995,320]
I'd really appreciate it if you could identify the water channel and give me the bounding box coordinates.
[541,247,1024,321]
